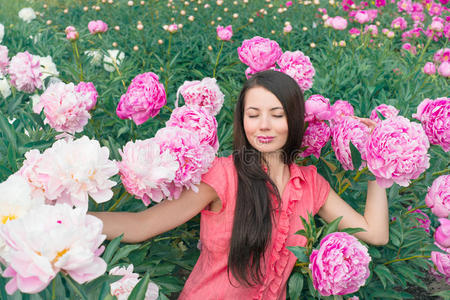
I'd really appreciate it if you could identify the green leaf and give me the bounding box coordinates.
[63,275,88,300]
[288,272,304,300]
[432,290,450,300]
[375,110,386,121]
[322,216,342,237]
[349,141,362,171]
[294,229,307,237]
[109,244,141,266]
[102,234,123,264]
[0,112,17,150]
[128,272,150,300]
[374,264,395,289]
[7,143,17,172]
[287,246,309,262]
[340,227,366,235]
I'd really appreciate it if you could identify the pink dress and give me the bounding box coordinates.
[179,156,330,300]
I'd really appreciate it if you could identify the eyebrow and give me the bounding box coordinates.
[246,107,284,111]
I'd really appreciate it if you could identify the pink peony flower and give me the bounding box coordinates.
[364,24,378,36]
[365,116,430,188]
[283,24,293,34]
[369,104,400,123]
[75,82,98,110]
[285,1,293,6]
[0,45,8,75]
[167,23,178,33]
[118,139,179,205]
[166,106,219,150]
[88,20,108,34]
[402,43,417,55]
[300,120,331,158]
[397,0,413,13]
[331,117,370,170]
[65,26,78,41]
[309,232,371,296]
[18,149,48,202]
[331,100,354,120]
[429,2,443,16]
[435,218,450,249]
[117,72,166,125]
[413,97,449,151]
[304,94,332,122]
[433,48,450,64]
[154,127,215,199]
[423,62,436,75]
[349,28,361,37]
[438,62,450,77]
[354,10,370,24]
[8,51,42,93]
[341,0,354,11]
[330,16,348,30]
[277,51,315,91]
[408,206,431,233]
[391,17,408,30]
[431,244,450,282]
[216,25,233,41]
[237,36,283,72]
[176,77,224,115]
[33,82,91,134]
[425,175,450,218]
[109,265,159,300]
[0,204,106,294]
[375,0,386,7]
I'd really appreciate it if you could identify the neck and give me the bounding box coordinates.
[262,151,288,180]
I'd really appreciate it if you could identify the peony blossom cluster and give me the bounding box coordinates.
[277,51,315,91]
[309,232,371,296]
[118,139,179,205]
[216,25,233,41]
[33,82,93,134]
[19,136,118,209]
[331,100,354,121]
[304,94,333,122]
[413,97,449,152]
[331,117,370,170]
[300,120,331,158]
[75,81,98,110]
[0,204,106,294]
[65,26,79,41]
[109,265,159,300]
[8,51,42,93]
[369,104,399,123]
[116,72,166,125]
[176,77,224,115]
[365,116,430,188]
[88,20,108,34]
[425,175,450,218]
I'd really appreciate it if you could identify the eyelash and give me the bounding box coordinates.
[247,115,284,118]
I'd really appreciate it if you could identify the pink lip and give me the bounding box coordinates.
[257,136,274,143]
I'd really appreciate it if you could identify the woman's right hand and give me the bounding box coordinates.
[89,182,218,243]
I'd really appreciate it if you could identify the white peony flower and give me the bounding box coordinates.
[0,23,4,43]
[0,75,11,99]
[33,55,59,81]
[103,49,125,72]
[109,265,159,300]
[18,7,36,23]
[85,50,103,66]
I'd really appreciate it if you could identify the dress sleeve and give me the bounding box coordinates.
[311,165,331,215]
[200,156,231,213]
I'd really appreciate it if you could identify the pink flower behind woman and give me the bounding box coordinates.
[365,116,430,188]
[176,77,224,115]
[425,175,450,218]
[88,20,108,34]
[304,94,332,122]
[330,16,348,30]
[237,36,283,73]
[369,104,399,123]
[277,51,315,91]
[309,232,371,296]
[216,25,232,41]
[331,100,354,120]
[109,265,159,300]
[435,218,450,249]
[391,17,407,30]
[116,72,166,125]
[300,120,331,158]
[8,51,42,93]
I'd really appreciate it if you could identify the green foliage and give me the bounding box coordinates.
[0,0,448,299]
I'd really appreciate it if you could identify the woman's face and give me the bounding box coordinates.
[243,86,289,155]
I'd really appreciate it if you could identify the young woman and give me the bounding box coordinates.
[91,70,389,299]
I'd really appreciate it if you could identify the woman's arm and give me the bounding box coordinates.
[90,182,218,243]
[318,181,389,245]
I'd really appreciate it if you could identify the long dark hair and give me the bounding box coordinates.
[228,70,305,286]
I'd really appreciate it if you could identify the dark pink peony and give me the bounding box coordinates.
[300,120,331,158]
[304,94,332,122]
[117,72,166,125]
[237,36,283,72]
[331,100,354,120]
[435,218,450,249]
[369,104,399,123]
[216,25,233,41]
[176,77,224,115]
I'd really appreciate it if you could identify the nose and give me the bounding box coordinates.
[259,114,271,131]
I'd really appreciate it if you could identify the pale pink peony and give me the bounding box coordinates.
[216,25,233,41]
[423,62,436,75]
[109,265,159,300]
[354,10,370,24]
[0,204,106,294]
[331,100,354,120]
[402,43,417,55]
[331,117,370,170]
[330,16,348,30]
[425,175,450,218]
[438,62,450,77]
[413,97,449,152]
[309,232,371,296]
[300,120,331,158]
[118,139,179,205]
[433,48,450,64]
[116,72,166,125]
[65,26,79,41]
[166,106,219,150]
[365,116,430,188]
[176,77,224,115]
[33,82,91,134]
[304,94,332,122]
[18,149,48,202]
[391,17,408,30]
[88,20,108,34]
[369,104,400,123]
[154,127,215,199]
[75,82,98,110]
[237,36,283,72]
[8,51,42,93]
[431,243,450,283]
[167,23,178,33]
[277,51,315,91]
[435,218,450,249]
[364,25,378,36]
[0,45,8,75]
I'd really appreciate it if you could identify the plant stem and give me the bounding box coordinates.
[71,41,84,81]
[213,40,224,78]
[52,278,56,300]
[384,255,430,265]
[295,262,309,267]
[108,192,129,212]
[165,33,173,91]
[338,167,368,195]
[399,168,450,193]
[111,56,126,88]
